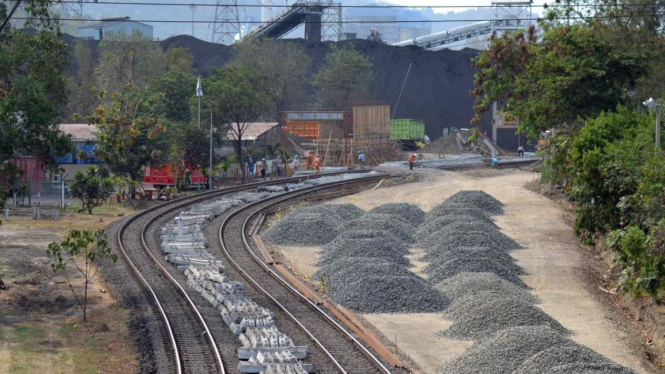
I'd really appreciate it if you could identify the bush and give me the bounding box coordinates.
[565,107,654,237]
[607,221,665,298]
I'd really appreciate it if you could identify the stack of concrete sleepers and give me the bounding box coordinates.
[160,198,312,373]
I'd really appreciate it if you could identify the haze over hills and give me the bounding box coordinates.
[25,0,539,42]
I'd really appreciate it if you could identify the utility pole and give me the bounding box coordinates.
[657,104,661,149]
[189,4,197,37]
[210,113,213,190]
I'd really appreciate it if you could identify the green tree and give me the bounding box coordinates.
[47,230,117,321]
[471,22,648,138]
[151,70,197,123]
[70,166,114,214]
[198,66,270,182]
[89,85,169,178]
[0,2,72,218]
[165,46,194,74]
[234,39,311,113]
[95,30,166,93]
[312,44,374,110]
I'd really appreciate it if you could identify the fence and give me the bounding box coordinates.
[4,179,75,209]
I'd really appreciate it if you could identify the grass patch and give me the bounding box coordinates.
[13,324,46,342]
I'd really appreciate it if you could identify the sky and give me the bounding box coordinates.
[387,0,546,15]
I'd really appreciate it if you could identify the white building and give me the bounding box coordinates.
[77,17,153,41]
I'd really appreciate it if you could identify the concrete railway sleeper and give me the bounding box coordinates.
[115,171,367,374]
[219,174,407,374]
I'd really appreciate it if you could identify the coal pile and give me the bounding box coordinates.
[439,326,571,374]
[263,212,339,246]
[513,344,631,374]
[318,237,411,266]
[442,190,505,215]
[329,275,449,313]
[436,272,539,304]
[368,203,425,225]
[440,298,568,340]
[424,247,525,276]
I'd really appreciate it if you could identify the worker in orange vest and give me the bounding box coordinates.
[306,151,314,170]
[408,153,416,171]
[314,154,321,174]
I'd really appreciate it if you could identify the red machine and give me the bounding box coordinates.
[143,164,206,188]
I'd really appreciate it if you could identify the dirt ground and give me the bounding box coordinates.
[269,168,656,374]
[0,204,138,374]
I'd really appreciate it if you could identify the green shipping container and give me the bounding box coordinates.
[390,119,425,140]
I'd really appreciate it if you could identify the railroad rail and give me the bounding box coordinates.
[219,173,403,374]
[115,171,367,374]
[434,158,541,171]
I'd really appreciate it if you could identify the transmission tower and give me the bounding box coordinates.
[321,2,342,42]
[212,0,241,45]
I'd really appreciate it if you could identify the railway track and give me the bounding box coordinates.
[219,173,403,374]
[114,171,368,374]
[434,157,541,171]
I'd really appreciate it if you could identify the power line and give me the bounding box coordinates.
[51,0,665,9]
[14,12,665,25]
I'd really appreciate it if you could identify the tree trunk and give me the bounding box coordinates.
[87,203,93,214]
[235,137,244,184]
[83,279,88,321]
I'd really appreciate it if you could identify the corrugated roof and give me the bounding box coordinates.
[77,18,146,30]
[60,124,96,142]
[225,122,279,141]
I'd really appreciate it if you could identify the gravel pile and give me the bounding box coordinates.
[543,363,637,374]
[427,202,493,221]
[359,213,416,228]
[439,326,571,374]
[425,257,527,287]
[417,217,498,238]
[296,203,365,221]
[440,298,568,340]
[436,272,539,304]
[442,190,504,215]
[443,291,537,320]
[318,261,415,285]
[513,344,629,374]
[342,220,415,244]
[318,238,411,266]
[329,275,449,313]
[422,231,521,258]
[263,212,340,246]
[425,250,525,276]
[334,229,410,248]
[368,203,425,225]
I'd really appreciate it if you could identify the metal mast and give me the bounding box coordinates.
[321,2,342,41]
[212,0,241,45]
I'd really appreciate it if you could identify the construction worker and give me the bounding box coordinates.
[314,154,321,174]
[274,155,283,177]
[358,151,366,170]
[518,145,524,157]
[293,153,300,171]
[306,151,314,170]
[259,158,267,179]
[408,153,416,171]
